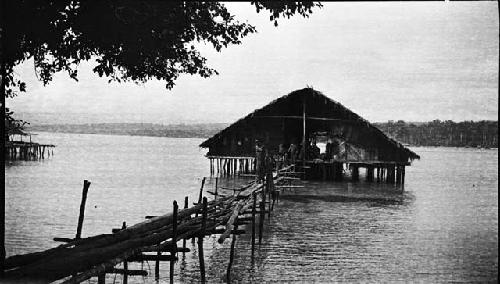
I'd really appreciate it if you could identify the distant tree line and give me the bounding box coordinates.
[27,120,498,148]
[374,120,498,148]
[28,123,228,139]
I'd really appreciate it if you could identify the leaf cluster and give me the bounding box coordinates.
[2,1,320,127]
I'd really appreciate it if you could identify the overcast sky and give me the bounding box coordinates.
[9,1,499,124]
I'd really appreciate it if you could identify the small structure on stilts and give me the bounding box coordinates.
[4,129,55,160]
[200,88,419,188]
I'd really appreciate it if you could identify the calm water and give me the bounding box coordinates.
[5,132,498,283]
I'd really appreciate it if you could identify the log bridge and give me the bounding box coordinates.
[1,167,298,283]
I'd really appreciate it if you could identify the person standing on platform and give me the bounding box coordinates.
[287,140,298,165]
[326,136,340,160]
[255,139,266,183]
[308,139,321,160]
[277,143,286,169]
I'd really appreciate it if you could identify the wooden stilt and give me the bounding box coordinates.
[198,197,208,284]
[122,222,128,284]
[401,166,406,188]
[182,196,188,252]
[193,178,205,244]
[251,193,256,255]
[155,245,160,280]
[170,201,178,284]
[396,165,402,185]
[352,165,359,181]
[197,177,206,206]
[387,165,395,184]
[226,221,238,283]
[97,273,105,284]
[258,200,265,244]
[266,172,272,218]
[366,166,374,182]
[76,180,91,240]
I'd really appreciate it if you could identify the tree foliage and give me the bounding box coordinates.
[1,1,321,135]
[375,120,498,148]
[3,1,320,95]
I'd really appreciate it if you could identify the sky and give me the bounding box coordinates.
[9,2,499,125]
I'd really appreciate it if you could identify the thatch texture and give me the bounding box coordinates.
[200,88,419,163]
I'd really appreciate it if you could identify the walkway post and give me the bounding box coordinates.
[76,180,91,240]
[302,95,306,176]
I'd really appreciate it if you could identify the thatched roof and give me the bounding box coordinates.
[7,128,29,136]
[200,88,420,161]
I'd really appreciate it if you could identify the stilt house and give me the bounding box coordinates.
[200,88,419,183]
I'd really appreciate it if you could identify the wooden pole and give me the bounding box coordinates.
[367,166,374,182]
[401,166,406,186]
[182,197,188,252]
[215,177,218,196]
[226,221,238,283]
[170,201,178,284]
[251,193,256,256]
[352,165,359,181]
[396,165,401,185]
[0,8,6,272]
[302,96,306,174]
[97,273,105,284]
[193,177,206,246]
[155,245,160,280]
[122,222,128,284]
[0,16,5,271]
[75,180,91,240]
[258,200,265,244]
[198,197,208,284]
[197,177,206,206]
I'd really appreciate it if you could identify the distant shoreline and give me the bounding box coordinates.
[27,123,228,139]
[27,120,498,148]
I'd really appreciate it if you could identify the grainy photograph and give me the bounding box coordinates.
[2,1,498,283]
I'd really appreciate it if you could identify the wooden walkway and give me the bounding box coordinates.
[2,166,299,283]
